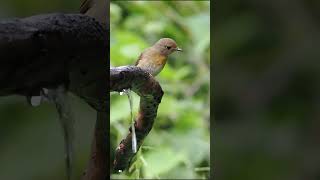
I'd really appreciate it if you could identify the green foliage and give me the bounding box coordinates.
[110,1,210,179]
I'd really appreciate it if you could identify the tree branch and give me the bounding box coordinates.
[110,66,164,171]
[0,13,108,109]
[82,112,108,180]
[0,13,108,180]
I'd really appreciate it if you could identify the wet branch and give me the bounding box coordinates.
[110,66,164,171]
[0,13,108,180]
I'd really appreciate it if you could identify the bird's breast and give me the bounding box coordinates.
[154,54,167,65]
[137,50,168,76]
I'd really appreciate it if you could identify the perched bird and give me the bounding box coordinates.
[80,0,108,25]
[135,38,182,76]
[123,38,181,154]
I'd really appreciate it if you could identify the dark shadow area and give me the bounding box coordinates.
[213,0,320,179]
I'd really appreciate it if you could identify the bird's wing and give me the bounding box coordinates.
[135,47,151,66]
[135,53,143,66]
[80,0,93,14]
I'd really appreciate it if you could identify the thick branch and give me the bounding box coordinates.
[0,13,108,180]
[110,66,163,171]
[0,13,108,110]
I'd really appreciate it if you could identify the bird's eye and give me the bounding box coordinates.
[165,46,171,50]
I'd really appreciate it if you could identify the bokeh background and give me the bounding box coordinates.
[214,0,320,180]
[110,1,210,179]
[0,1,98,180]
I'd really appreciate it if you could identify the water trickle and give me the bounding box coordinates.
[120,88,137,153]
[42,86,75,180]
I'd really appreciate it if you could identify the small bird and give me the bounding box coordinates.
[122,38,181,154]
[135,38,182,76]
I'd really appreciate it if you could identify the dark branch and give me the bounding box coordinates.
[0,13,108,110]
[0,13,108,180]
[110,66,163,171]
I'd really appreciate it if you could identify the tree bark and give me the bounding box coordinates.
[0,13,108,180]
[0,13,164,178]
[110,66,163,171]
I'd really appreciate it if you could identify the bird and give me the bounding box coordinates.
[135,38,182,76]
[124,38,181,154]
[80,0,108,25]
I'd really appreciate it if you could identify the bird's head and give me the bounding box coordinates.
[153,38,182,56]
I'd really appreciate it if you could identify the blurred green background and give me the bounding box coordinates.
[110,1,210,179]
[214,0,320,180]
[0,1,96,180]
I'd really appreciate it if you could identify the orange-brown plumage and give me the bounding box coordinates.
[135,38,182,76]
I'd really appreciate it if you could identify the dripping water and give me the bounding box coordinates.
[120,89,137,153]
[27,86,74,180]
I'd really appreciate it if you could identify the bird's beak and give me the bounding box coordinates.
[175,47,183,52]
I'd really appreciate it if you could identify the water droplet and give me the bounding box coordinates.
[30,96,42,106]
